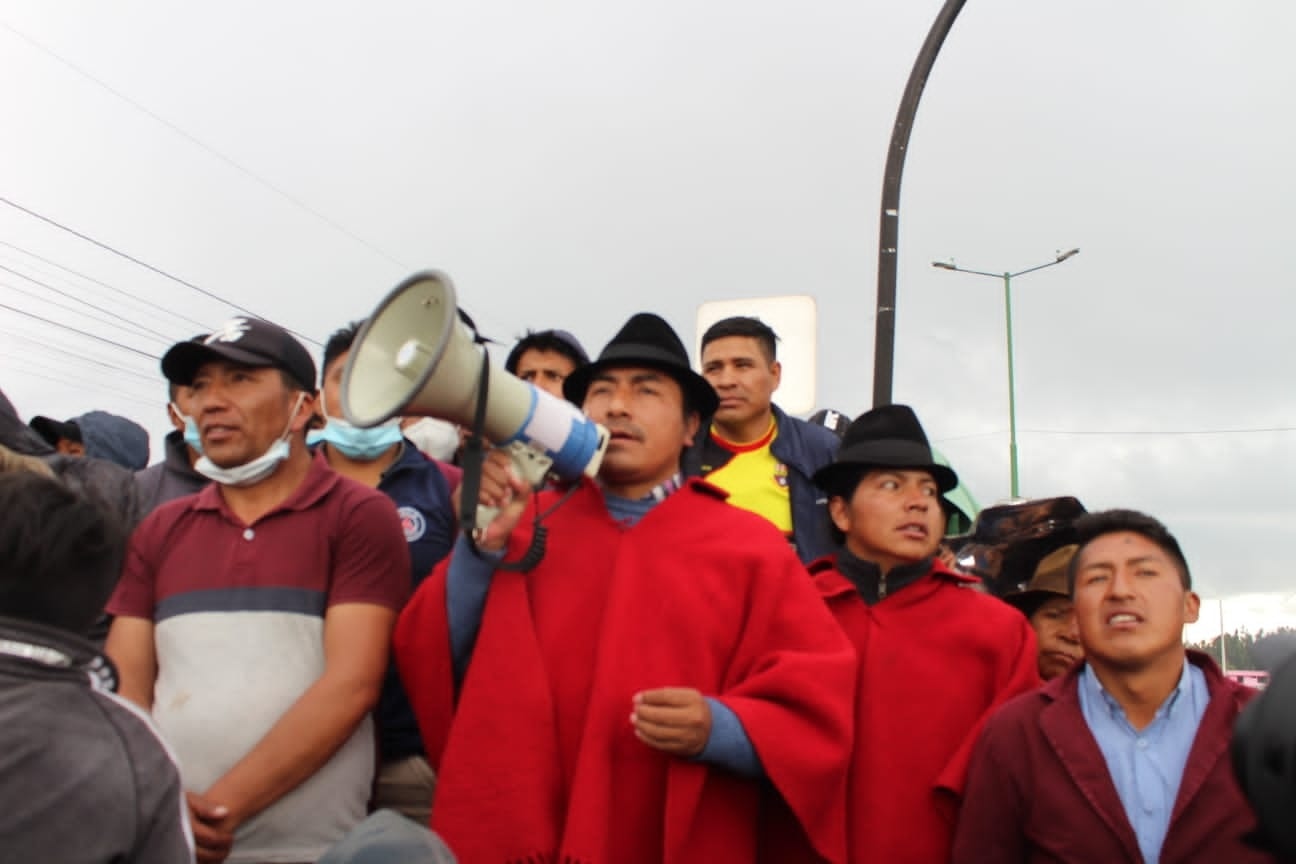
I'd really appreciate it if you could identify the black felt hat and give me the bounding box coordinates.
[563,313,718,415]
[812,404,958,495]
[161,317,316,392]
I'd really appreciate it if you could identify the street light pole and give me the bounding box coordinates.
[932,248,1079,499]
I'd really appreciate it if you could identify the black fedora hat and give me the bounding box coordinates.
[812,404,958,495]
[564,313,718,415]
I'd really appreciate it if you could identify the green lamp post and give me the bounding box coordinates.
[932,248,1080,499]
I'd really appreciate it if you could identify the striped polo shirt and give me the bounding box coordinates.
[108,452,410,863]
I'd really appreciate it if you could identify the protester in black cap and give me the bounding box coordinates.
[503,328,590,400]
[30,411,150,471]
[0,387,144,625]
[783,404,1040,864]
[105,316,411,864]
[394,312,856,863]
[686,317,839,563]
[135,377,209,513]
[0,469,193,863]
[28,414,85,455]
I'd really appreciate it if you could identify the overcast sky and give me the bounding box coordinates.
[2,2,1292,633]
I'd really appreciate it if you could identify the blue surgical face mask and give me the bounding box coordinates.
[170,402,204,456]
[307,393,403,462]
[195,393,305,488]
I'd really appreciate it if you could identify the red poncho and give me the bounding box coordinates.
[395,479,857,864]
[809,558,1041,864]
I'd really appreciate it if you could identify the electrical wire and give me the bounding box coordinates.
[0,263,176,343]
[0,238,216,333]
[1,21,409,272]
[0,326,160,384]
[0,280,170,348]
[0,195,322,347]
[0,300,158,359]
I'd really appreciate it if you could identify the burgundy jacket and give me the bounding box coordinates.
[952,650,1274,863]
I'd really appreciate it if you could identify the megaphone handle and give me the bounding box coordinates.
[472,441,555,535]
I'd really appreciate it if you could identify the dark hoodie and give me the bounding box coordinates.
[0,388,143,642]
[0,388,144,527]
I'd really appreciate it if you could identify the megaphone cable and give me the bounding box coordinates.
[458,324,564,573]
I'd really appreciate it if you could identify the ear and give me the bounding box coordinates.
[828,495,851,534]
[166,403,185,433]
[770,360,782,391]
[682,411,701,447]
[1183,590,1201,624]
[289,391,318,434]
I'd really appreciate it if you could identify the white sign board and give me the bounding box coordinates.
[695,295,817,416]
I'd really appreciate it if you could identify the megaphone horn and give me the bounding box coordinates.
[341,270,609,492]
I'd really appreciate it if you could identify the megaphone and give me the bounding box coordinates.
[341,271,609,526]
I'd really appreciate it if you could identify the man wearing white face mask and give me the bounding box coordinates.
[310,320,456,825]
[136,370,210,513]
[106,316,411,864]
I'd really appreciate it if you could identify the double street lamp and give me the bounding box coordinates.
[932,248,1080,499]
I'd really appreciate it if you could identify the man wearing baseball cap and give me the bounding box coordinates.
[394,312,855,863]
[797,404,1040,863]
[106,316,410,864]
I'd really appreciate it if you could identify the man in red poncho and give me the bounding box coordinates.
[805,404,1042,863]
[394,312,857,864]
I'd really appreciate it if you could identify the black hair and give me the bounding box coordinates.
[1066,508,1192,594]
[322,320,365,384]
[505,330,590,375]
[0,471,127,634]
[825,465,870,546]
[700,316,779,364]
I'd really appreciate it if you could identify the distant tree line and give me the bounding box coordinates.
[1188,627,1296,671]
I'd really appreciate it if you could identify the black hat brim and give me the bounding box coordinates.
[564,344,718,416]
[161,341,310,390]
[812,438,959,495]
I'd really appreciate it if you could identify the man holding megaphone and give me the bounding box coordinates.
[393,310,857,864]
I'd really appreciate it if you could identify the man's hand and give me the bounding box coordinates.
[631,687,712,758]
[474,449,532,552]
[186,790,236,864]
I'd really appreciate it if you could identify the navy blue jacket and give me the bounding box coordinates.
[373,441,457,760]
[683,403,840,564]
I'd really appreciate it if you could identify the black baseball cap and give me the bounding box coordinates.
[28,416,82,445]
[161,317,316,391]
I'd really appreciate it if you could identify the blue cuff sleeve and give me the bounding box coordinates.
[696,697,763,778]
[446,535,503,685]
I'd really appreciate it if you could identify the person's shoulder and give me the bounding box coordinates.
[776,407,840,458]
[984,680,1052,736]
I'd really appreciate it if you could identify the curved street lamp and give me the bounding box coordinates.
[932,248,1080,498]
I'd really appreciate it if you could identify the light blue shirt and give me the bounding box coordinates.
[1078,660,1209,863]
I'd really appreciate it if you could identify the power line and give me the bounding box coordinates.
[1,354,157,409]
[0,326,160,384]
[0,299,157,359]
[0,262,176,343]
[0,280,171,348]
[1,21,409,272]
[0,238,216,333]
[0,195,322,347]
